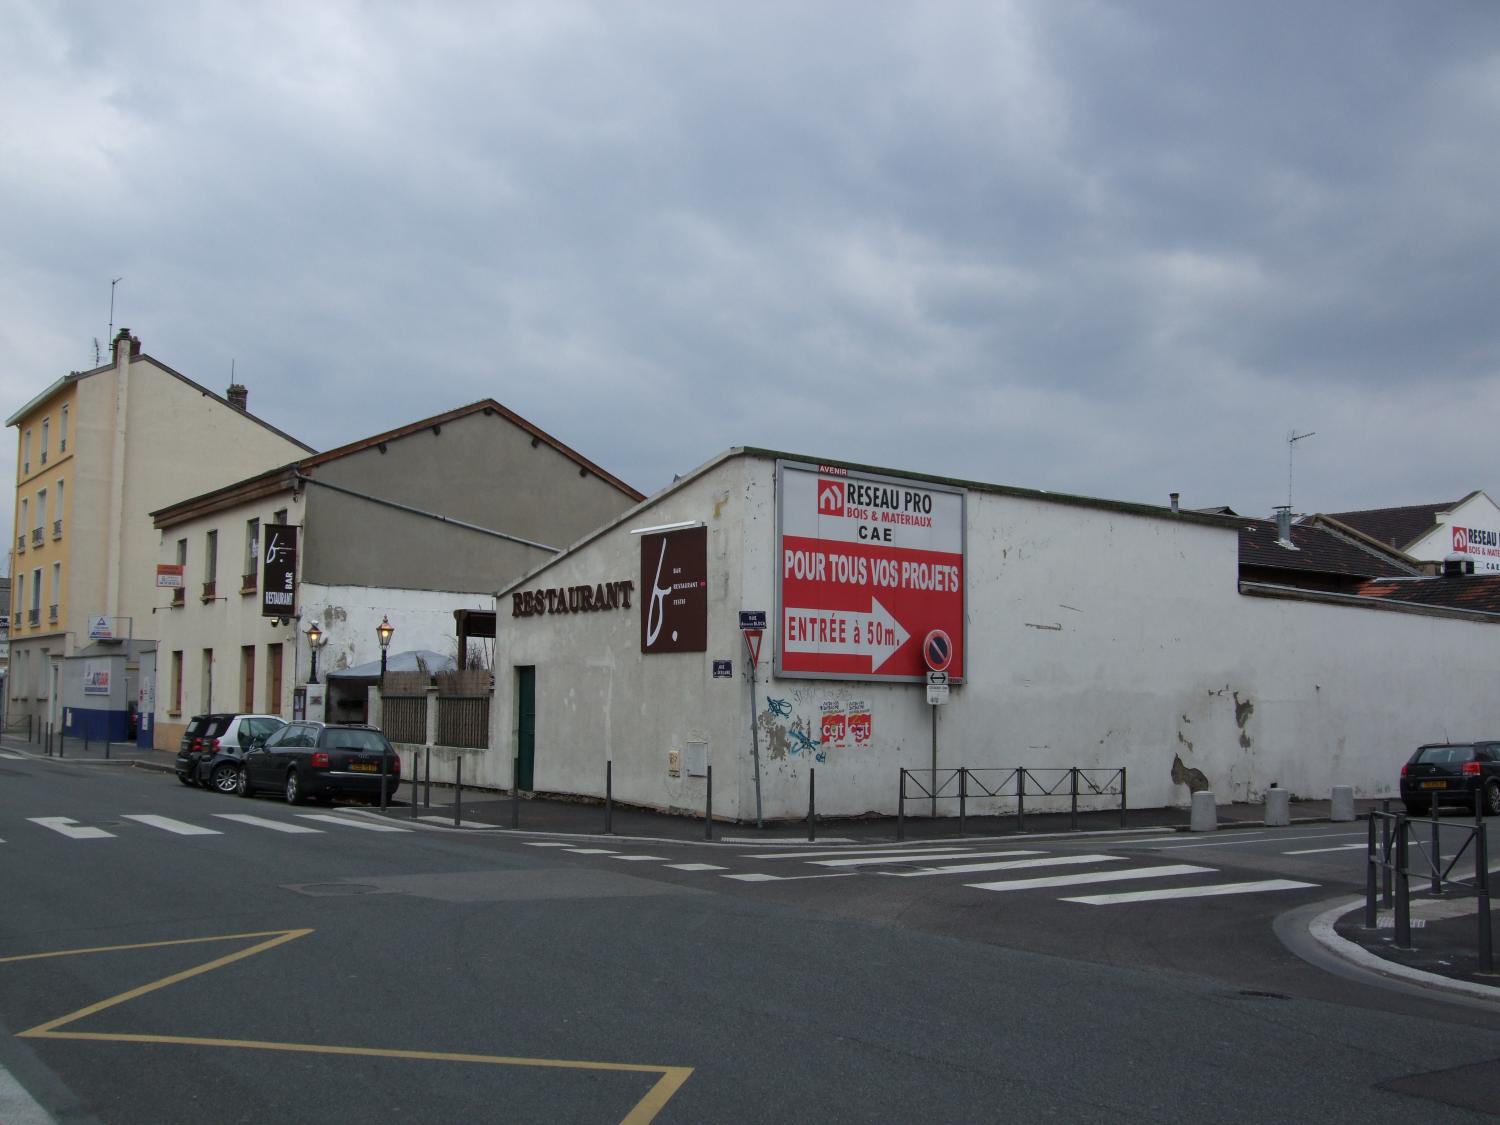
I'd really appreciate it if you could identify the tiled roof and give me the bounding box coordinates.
[1325,501,1459,551]
[1355,576,1500,616]
[1238,519,1418,578]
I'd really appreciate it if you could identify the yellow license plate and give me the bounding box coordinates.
[350,763,377,772]
[1421,780,1447,789]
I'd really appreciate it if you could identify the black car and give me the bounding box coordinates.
[235,721,401,805]
[1399,742,1500,816]
[176,714,286,788]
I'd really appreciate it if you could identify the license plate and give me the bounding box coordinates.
[1421,780,1447,789]
[350,763,377,773]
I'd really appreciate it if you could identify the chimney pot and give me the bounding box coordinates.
[1169,492,1180,513]
[227,383,248,411]
[1274,505,1293,544]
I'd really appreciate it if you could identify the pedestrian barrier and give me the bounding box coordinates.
[1364,794,1493,971]
[897,766,1126,840]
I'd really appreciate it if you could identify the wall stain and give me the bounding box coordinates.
[1171,753,1211,792]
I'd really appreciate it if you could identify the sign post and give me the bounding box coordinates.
[740,611,767,827]
[923,629,953,817]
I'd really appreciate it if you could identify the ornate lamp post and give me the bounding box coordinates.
[306,621,322,684]
[377,615,394,684]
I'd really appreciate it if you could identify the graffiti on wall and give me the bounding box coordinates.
[758,691,875,764]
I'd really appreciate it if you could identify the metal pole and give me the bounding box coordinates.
[1479,820,1494,973]
[1364,812,1378,929]
[1395,818,1412,950]
[410,752,418,820]
[1431,791,1442,896]
[897,769,906,841]
[380,745,390,811]
[1382,799,1394,906]
[704,764,713,840]
[454,755,462,828]
[512,754,520,829]
[807,767,815,842]
[606,759,614,835]
[930,704,937,818]
[747,651,763,829]
[424,748,431,809]
[1119,767,1128,829]
[1017,769,1026,832]
[1070,767,1079,832]
[958,767,967,836]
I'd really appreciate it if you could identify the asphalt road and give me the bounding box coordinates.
[4,746,1500,1123]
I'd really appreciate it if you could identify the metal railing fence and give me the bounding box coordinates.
[897,766,1126,839]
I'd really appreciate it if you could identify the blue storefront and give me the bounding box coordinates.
[61,640,154,745]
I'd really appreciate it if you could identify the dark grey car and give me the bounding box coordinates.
[236,721,401,805]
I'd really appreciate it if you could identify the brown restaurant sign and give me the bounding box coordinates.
[513,580,635,618]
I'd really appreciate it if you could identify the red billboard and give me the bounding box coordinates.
[776,461,965,682]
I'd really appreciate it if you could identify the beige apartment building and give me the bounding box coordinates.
[6,329,312,741]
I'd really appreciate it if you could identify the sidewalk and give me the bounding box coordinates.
[16,738,1491,1002]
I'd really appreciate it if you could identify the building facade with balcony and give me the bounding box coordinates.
[148,399,643,750]
[5,329,313,741]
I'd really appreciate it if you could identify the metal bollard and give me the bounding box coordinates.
[704,765,713,840]
[1364,813,1378,928]
[1479,820,1494,973]
[1331,785,1355,822]
[605,759,614,835]
[1431,792,1442,896]
[807,767,815,842]
[410,752,418,820]
[1395,820,1411,949]
[897,769,906,841]
[1120,767,1128,829]
[454,755,463,828]
[380,746,390,811]
[512,755,520,829]
[1016,769,1026,832]
[958,767,967,836]
[1070,767,1079,832]
[424,748,432,809]
[1381,799,1394,906]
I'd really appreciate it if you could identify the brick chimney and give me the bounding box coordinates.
[227,383,249,411]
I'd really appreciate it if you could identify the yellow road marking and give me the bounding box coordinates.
[5,930,691,1123]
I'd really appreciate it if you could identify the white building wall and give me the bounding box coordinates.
[1406,492,1500,572]
[492,453,1500,820]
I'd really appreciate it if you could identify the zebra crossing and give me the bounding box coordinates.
[11,811,412,841]
[524,840,1320,907]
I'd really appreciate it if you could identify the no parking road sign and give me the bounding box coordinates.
[922,629,953,673]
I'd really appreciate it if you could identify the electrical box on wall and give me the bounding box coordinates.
[667,749,681,777]
[683,740,707,777]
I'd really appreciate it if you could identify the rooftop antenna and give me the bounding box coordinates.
[108,277,123,345]
[1287,429,1316,512]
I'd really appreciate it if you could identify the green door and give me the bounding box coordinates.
[515,666,536,791]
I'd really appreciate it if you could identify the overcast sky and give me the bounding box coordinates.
[4,2,1498,566]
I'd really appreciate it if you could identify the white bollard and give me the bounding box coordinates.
[1265,787,1290,827]
[1330,785,1355,822]
[1190,790,1218,832]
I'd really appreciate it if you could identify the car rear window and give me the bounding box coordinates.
[188,715,233,737]
[1413,745,1475,766]
[320,729,392,753]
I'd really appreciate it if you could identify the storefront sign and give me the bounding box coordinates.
[776,461,965,682]
[84,661,110,695]
[641,526,708,654]
[1453,525,1500,572]
[156,563,184,588]
[261,524,298,617]
[88,615,114,640]
[513,581,635,617]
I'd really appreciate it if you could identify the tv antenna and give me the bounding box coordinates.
[108,277,123,344]
[1287,429,1316,511]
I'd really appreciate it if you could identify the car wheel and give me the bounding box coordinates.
[211,763,239,795]
[1485,782,1500,818]
[285,770,306,806]
[235,768,252,798]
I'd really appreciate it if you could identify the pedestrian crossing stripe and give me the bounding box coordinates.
[122,815,221,836]
[966,864,1214,893]
[214,813,322,834]
[1062,878,1317,906]
[28,818,113,839]
[810,848,1043,868]
[886,853,1120,878]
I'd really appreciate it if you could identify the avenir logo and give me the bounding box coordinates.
[817,479,845,516]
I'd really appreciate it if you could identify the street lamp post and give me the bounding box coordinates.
[377,615,394,684]
[376,615,395,811]
[306,622,322,684]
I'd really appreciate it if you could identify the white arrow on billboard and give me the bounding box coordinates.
[782,598,911,672]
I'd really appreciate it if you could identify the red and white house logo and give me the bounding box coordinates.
[817,478,845,516]
[1454,527,1469,553]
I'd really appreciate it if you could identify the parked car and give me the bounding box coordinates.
[234,721,401,805]
[1399,742,1500,816]
[176,714,287,789]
